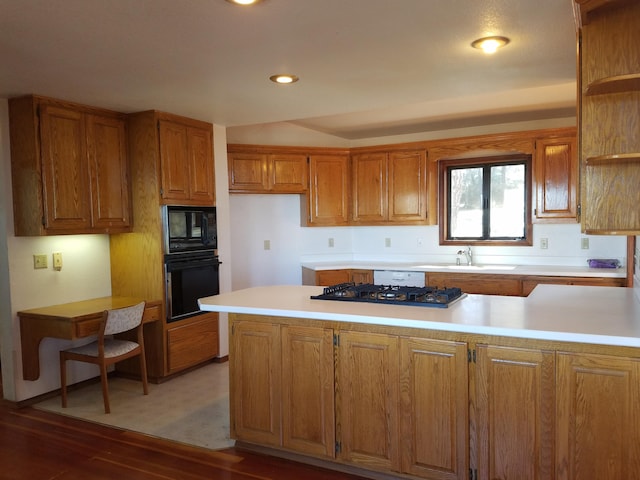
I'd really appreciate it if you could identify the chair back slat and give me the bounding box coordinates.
[103,302,145,336]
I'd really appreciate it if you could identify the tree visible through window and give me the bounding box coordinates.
[439,155,532,245]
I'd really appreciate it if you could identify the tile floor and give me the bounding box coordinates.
[35,361,234,450]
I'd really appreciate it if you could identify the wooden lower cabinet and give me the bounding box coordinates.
[556,352,640,480]
[400,337,469,480]
[166,313,219,374]
[230,319,335,456]
[230,315,640,480]
[427,272,523,296]
[337,331,401,472]
[302,267,373,286]
[476,345,555,480]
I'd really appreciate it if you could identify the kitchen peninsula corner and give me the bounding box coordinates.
[199,284,640,480]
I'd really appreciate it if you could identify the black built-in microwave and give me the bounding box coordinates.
[164,206,217,254]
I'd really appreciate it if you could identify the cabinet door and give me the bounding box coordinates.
[230,320,282,446]
[350,269,373,284]
[86,113,131,231]
[352,152,387,223]
[476,345,555,480]
[556,352,640,480]
[388,150,428,223]
[426,272,522,296]
[270,153,308,193]
[316,269,351,286]
[534,135,578,222]
[39,104,91,232]
[306,154,350,226]
[281,325,335,458]
[228,152,269,192]
[400,337,468,480]
[159,120,191,203]
[338,331,400,472]
[166,313,218,374]
[186,126,215,204]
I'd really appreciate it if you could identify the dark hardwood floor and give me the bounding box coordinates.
[0,402,368,480]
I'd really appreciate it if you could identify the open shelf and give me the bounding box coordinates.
[585,153,640,165]
[585,73,640,95]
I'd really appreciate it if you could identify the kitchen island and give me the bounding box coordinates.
[199,285,640,480]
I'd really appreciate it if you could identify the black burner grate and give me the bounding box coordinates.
[311,283,464,308]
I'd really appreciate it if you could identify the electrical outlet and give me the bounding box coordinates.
[540,238,549,249]
[53,252,63,270]
[328,238,334,248]
[417,237,423,247]
[263,240,271,250]
[581,238,589,250]
[33,254,47,269]
[385,238,391,248]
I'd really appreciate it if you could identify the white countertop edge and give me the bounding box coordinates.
[199,303,640,349]
[301,262,626,278]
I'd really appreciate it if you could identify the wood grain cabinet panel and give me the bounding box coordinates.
[305,154,350,226]
[166,313,219,374]
[476,345,555,480]
[400,337,468,480]
[556,351,640,480]
[337,331,400,472]
[578,0,640,234]
[534,132,578,223]
[230,318,335,457]
[228,151,307,193]
[427,272,523,296]
[9,95,132,235]
[159,118,215,205]
[281,325,335,458]
[351,149,428,225]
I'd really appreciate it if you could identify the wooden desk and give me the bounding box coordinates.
[18,297,161,381]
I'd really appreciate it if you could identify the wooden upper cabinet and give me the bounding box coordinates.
[577,0,640,234]
[352,149,428,225]
[159,118,215,205]
[228,152,269,191]
[533,131,578,223]
[227,148,307,193]
[9,95,132,235]
[87,113,131,231]
[305,154,350,226]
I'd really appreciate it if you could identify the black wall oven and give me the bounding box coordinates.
[163,206,220,323]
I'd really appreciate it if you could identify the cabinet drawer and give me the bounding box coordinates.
[167,313,219,373]
[74,319,102,338]
[427,272,522,296]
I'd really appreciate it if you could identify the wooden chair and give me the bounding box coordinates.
[60,301,148,413]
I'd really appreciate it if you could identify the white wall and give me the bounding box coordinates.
[0,99,114,402]
[227,116,628,291]
[229,194,628,290]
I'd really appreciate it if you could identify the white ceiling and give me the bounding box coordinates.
[0,0,578,140]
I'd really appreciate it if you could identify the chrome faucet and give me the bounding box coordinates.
[457,246,472,265]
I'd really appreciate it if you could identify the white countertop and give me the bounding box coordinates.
[199,284,640,348]
[301,261,626,278]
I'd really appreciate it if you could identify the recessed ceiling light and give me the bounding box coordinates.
[269,74,299,84]
[471,36,510,54]
[226,0,262,5]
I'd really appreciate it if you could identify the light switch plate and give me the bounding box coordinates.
[33,254,47,269]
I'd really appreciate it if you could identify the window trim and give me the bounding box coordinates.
[438,154,533,246]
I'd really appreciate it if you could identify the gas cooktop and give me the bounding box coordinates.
[310,283,466,308]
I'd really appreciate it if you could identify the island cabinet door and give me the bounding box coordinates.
[475,345,555,480]
[399,337,469,480]
[281,325,335,458]
[556,352,640,480]
[230,321,282,446]
[337,331,401,473]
